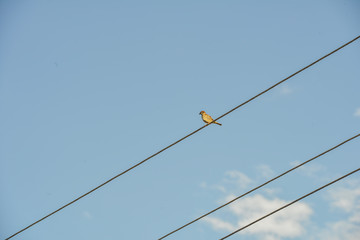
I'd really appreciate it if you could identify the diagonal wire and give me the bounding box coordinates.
[6,35,360,240]
[219,167,360,240]
[211,35,360,123]
[158,133,360,239]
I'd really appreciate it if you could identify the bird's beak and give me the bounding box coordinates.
[199,112,201,115]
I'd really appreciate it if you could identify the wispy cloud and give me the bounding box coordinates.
[328,182,360,212]
[204,194,312,240]
[201,166,360,240]
[199,181,228,193]
[202,167,312,240]
[224,170,253,190]
[256,164,274,179]
[204,216,236,232]
[354,108,360,117]
[82,210,93,219]
[279,85,293,95]
[311,181,360,240]
[200,170,253,194]
[290,161,326,179]
[316,219,360,240]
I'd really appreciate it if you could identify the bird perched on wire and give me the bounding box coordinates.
[199,111,222,126]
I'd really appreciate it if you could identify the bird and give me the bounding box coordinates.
[199,111,222,126]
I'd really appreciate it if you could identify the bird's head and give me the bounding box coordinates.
[199,111,205,115]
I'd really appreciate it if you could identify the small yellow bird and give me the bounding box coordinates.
[199,111,222,126]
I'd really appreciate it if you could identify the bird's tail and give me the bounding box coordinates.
[214,122,222,126]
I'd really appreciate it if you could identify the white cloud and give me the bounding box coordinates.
[213,184,227,193]
[354,108,360,117]
[203,165,312,240]
[328,186,360,212]
[290,161,326,178]
[224,170,253,190]
[316,219,360,240]
[200,170,253,194]
[256,164,274,179]
[309,180,360,240]
[204,194,312,239]
[204,216,236,232]
[262,187,282,196]
[202,167,311,239]
[199,181,227,193]
[201,167,360,240]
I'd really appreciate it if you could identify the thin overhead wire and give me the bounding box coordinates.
[158,133,360,239]
[219,167,360,240]
[211,35,360,123]
[6,35,360,240]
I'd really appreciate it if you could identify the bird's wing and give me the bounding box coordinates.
[204,114,214,122]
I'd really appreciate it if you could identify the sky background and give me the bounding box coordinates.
[1,1,360,240]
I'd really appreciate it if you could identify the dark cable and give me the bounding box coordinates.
[158,133,360,239]
[212,35,360,123]
[6,35,360,240]
[219,167,360,240]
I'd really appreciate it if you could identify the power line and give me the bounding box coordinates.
[212,35,360,123]
[219,167,360,240]
[158,133,360,239]
[6,35,360,240]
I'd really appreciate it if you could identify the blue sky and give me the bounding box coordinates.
[1,1,360,239]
